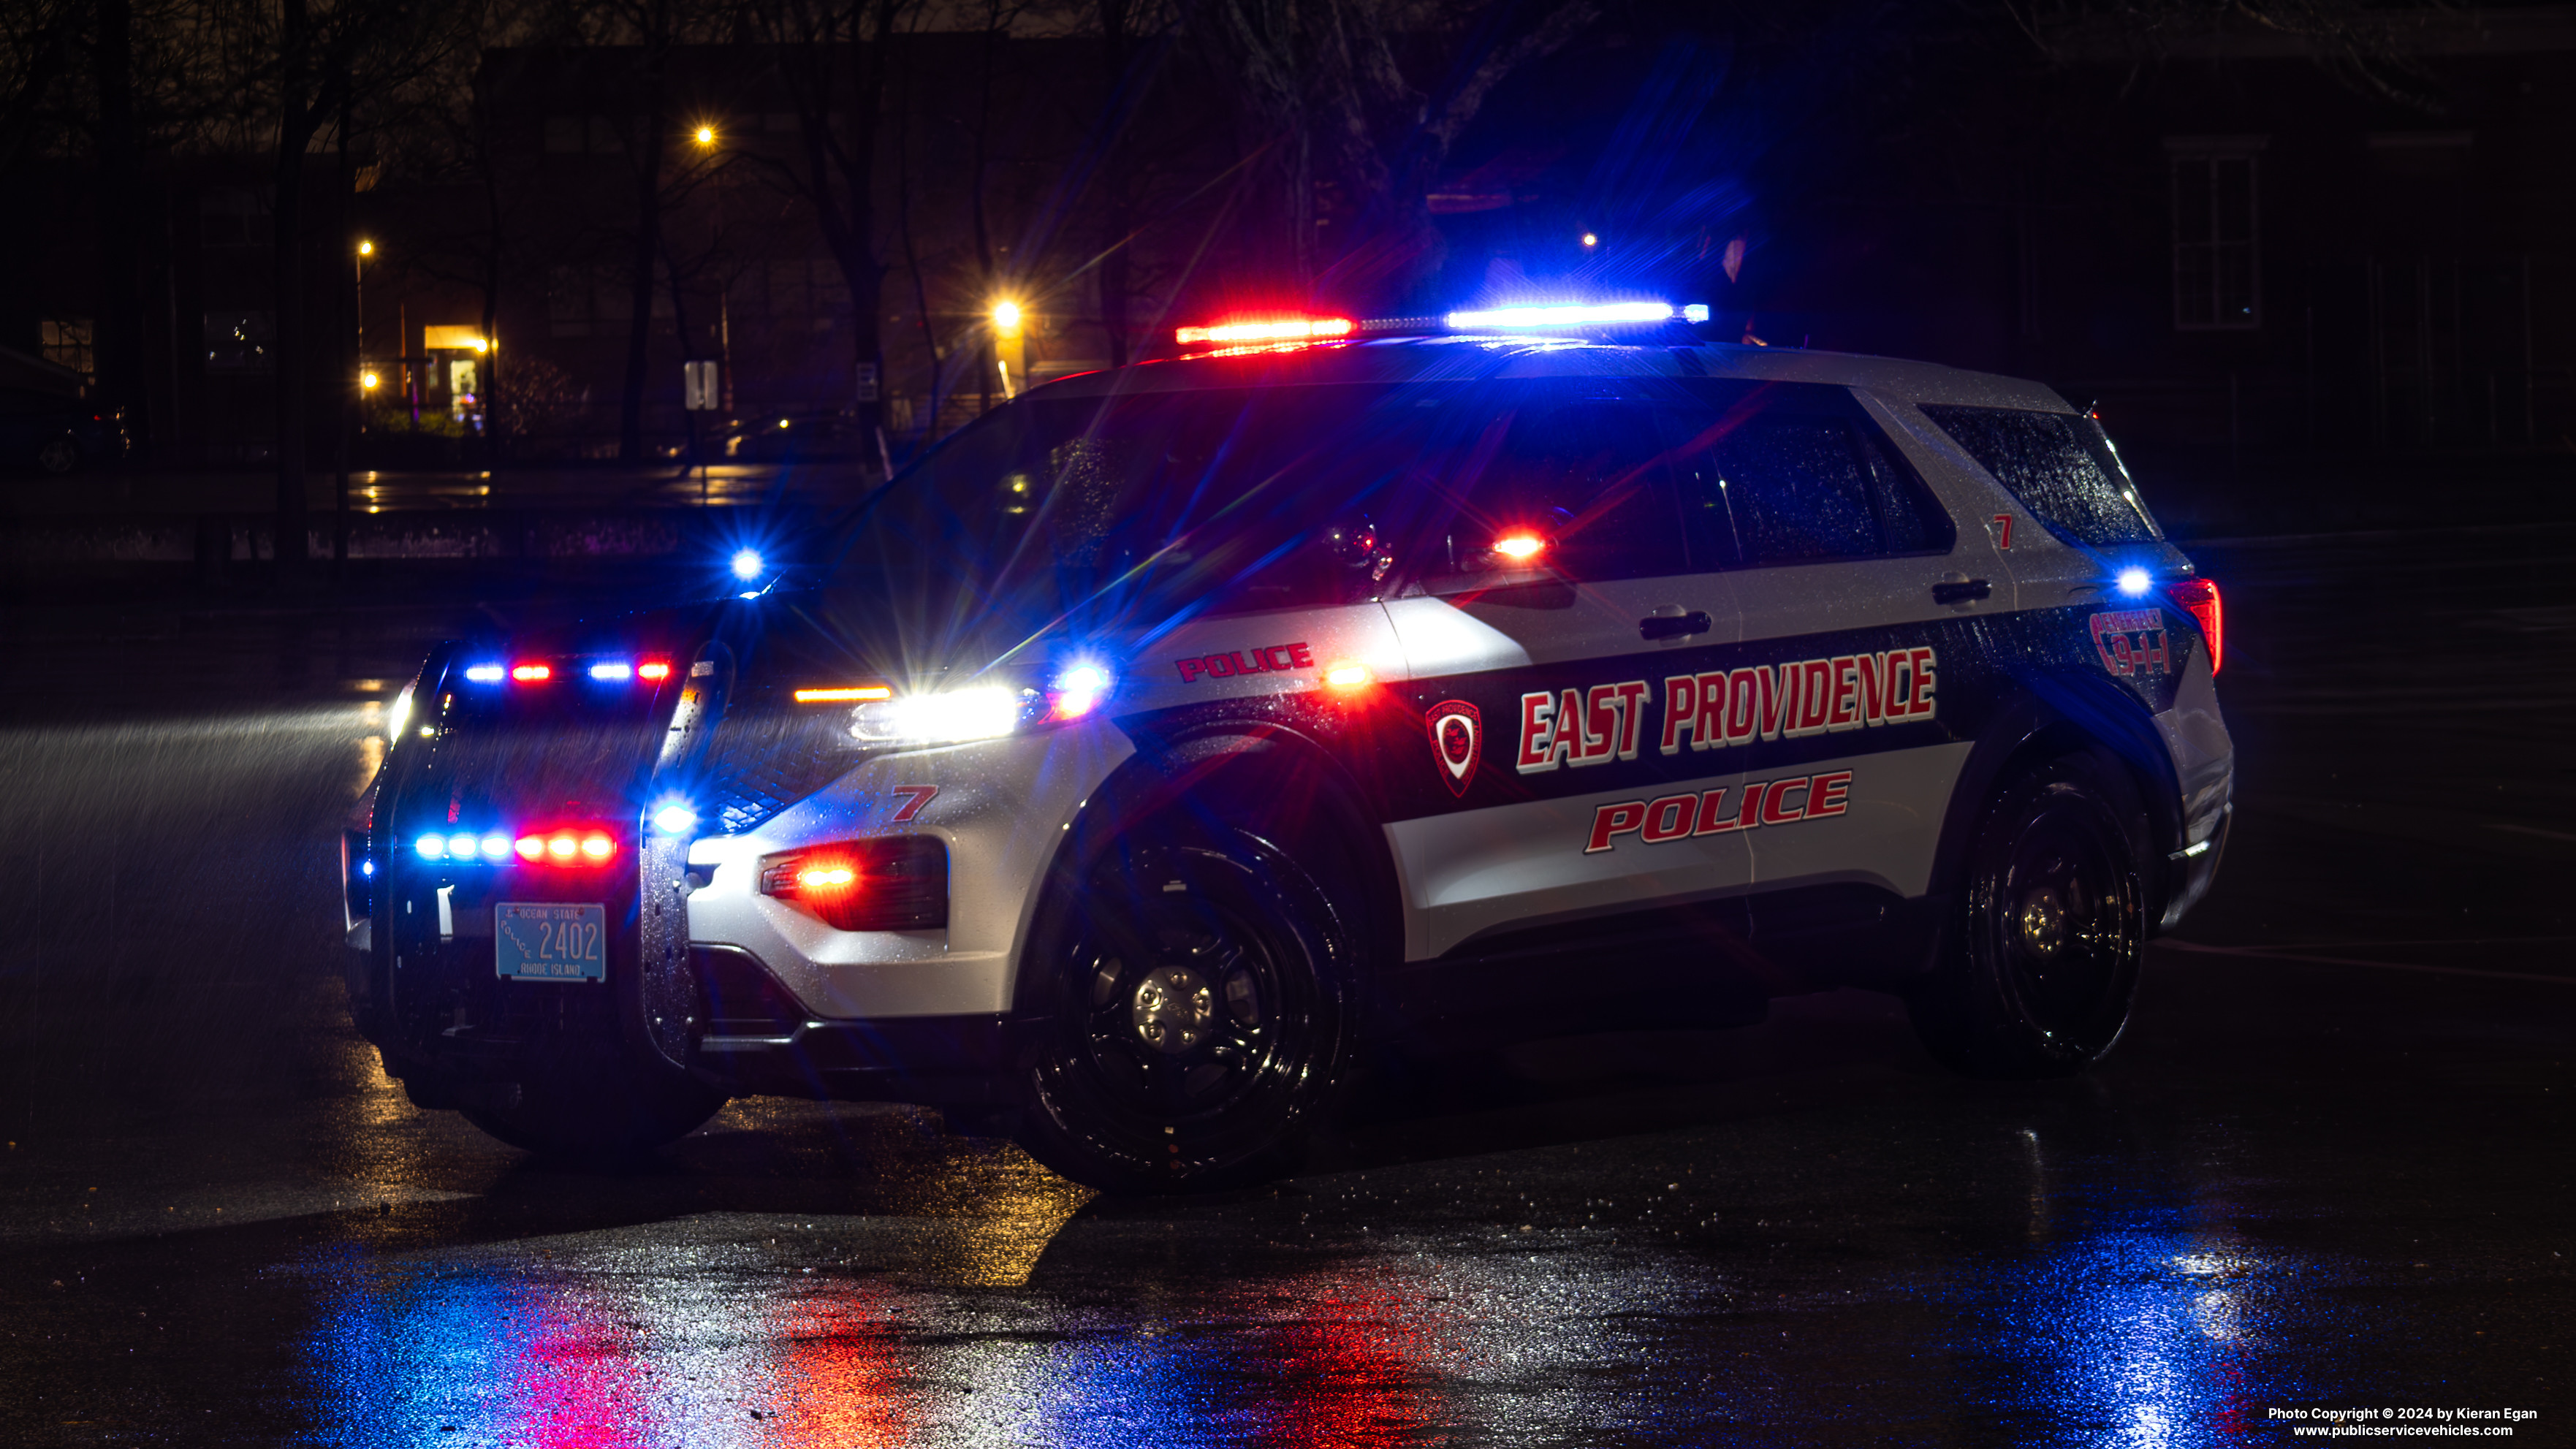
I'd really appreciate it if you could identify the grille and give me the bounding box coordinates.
[701,694,873,834]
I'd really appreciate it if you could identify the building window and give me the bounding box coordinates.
[41,319,94,384]
[542,116,626,155]
[2167,138,2262,330]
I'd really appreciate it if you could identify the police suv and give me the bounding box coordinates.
[345,305,2233,1194]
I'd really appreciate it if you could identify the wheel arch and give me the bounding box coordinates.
[1926,671,2188,937]
[1008,719,1403,1016]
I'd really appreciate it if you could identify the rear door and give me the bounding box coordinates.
[1658,380,2008,904]
[1382,380,1751,962]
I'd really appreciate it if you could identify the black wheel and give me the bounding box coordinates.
[460,1058,729,1161]
[34,436,79,475]
[1014,829,1356,1195]
[1907,749,2147,1079]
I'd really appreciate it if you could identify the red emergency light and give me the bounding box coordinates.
[1174,316,1356,346]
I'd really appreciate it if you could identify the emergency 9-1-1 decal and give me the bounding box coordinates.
[1516,648,1937,775]
[1426,701,1483,798]
[1585,772,1854,853]
[2091,610,2170,677]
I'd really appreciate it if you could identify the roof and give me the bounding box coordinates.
[1030,335,2072,414]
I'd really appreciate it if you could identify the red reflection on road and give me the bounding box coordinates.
[758,1286,923,1446]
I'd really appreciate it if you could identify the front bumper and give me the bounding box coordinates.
[677,717,1133,1021]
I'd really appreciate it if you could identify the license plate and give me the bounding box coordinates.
[495,902,607,982]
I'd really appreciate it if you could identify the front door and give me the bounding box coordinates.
[1383,381,1752,963]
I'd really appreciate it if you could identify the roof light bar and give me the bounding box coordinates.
[1175,316,1356,346]
[463,663,505,683]
[794,685,895,704]
[1445,302,1677,330]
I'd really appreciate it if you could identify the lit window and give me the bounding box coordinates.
[40,319,94,384]
[2168,137,2264,330]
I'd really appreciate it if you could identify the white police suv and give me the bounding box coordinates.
[344,305,2232,1193]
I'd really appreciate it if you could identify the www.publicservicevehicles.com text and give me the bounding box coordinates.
[2273,1407,2538,1437]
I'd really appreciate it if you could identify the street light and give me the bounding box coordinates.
[362,371,380,390]
[694,124,716,146]
[989,300,1025,400]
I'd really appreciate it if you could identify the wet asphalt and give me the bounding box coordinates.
[0,522,2567,1447]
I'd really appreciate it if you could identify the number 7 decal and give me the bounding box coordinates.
[888,785,940,822]
[1991,513,2014,549]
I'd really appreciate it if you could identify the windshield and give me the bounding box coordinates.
[819,381,1462,676]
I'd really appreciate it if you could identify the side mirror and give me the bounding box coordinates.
[1320,516,1393,585]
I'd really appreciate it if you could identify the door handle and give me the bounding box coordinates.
[1931,579,1992,605]
[1638,610,1714,641]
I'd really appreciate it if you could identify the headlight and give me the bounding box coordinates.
[847,664,1116,746]
[849,685,1037,745]
[386,685,414,739]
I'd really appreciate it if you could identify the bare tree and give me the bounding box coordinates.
[2000,0,2452,109]
[224,0,466,571]
[1182,0,1598,300]
[731,0,912,448]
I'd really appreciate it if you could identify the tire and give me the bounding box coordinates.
[460,1058,729,1161]
[1906,748,2148,1079]
[1014,826,1356,1195]
[34,436,79,475]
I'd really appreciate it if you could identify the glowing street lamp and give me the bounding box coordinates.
[694,124,716,146]
[990,299,1026,400]
[361,370,380,390]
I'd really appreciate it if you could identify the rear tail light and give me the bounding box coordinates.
[2165,577,2223,676]
[758,837,947,932]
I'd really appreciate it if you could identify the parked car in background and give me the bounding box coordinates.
[0,389,127,474]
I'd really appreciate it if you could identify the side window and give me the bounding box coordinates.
[1917,404,2162,546]
[1426,400,1688,585]
[1668,398,1956,567]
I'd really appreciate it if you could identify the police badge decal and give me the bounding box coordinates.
[1426,700,1482,798]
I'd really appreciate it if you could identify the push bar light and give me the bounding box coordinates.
[1176,316,1355,346]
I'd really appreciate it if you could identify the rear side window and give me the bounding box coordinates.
[1425,400,1689,584]
[1665,384,1956,568]
[1918,404,2162,546]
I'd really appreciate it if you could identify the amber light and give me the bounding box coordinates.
[1323,661,1374,690]
[794,685,894,704]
